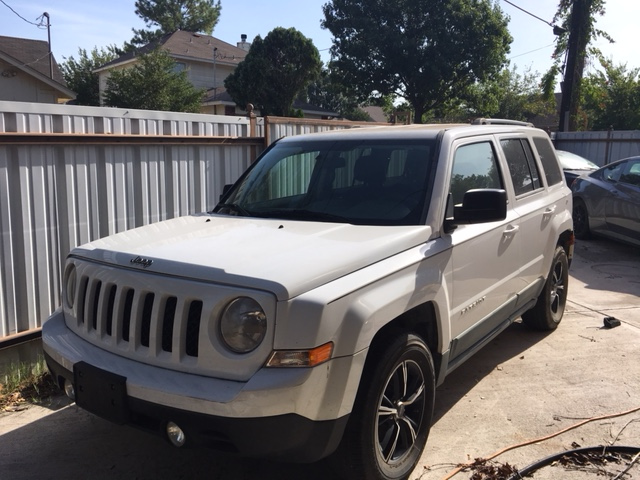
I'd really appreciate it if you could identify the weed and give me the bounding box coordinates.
[0,356,60,411]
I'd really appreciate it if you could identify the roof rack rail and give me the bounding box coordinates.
[472,118,534,127]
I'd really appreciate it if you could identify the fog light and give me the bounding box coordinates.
[166,421,186,447]
[64,379,75,400]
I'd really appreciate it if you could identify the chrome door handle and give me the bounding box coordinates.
[503,225,519,236]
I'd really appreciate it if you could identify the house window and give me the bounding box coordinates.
[224,106,236,116]
[173,62,186,73]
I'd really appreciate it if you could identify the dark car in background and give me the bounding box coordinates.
[571,156,640,247]
[556,150,599,186]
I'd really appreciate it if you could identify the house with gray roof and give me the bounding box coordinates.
[0,35,75,104]
[95,30,338,119]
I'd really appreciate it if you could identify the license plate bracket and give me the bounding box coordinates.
[74,362,129,424]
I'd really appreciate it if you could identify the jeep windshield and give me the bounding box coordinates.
[215,138,437,226]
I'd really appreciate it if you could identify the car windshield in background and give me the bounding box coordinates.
[216,139,436,226]
[556,150,599,170]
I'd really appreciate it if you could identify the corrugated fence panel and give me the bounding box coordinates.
[0,103,382,341]
[0,140,256,338]
[555,130,640,166]
[0,101,263,340]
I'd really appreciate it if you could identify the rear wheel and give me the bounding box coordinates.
[522,246,569,330]
[573,198,591,239]
[331,333,435,480]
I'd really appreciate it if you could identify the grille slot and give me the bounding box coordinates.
[140,293,155,347]
[161,297,177,352]
[122,289,134,342]
[78,276,89,326]
[185,300,203,357]
[106,285,117,336]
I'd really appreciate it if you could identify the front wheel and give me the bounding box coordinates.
[331,333,435,480]
[522,246,569,330]
[573,198,591,239]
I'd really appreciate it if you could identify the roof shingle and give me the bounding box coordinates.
[0,35,66,85]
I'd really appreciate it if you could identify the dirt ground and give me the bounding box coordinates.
[1,236,639,480]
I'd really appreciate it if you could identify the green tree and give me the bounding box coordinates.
[130,0,221,48]
[581,59,640,130]
[322,0,512,123]
[542,0,613,131]
[225,27,322,117]
[61,46,120,106]
[451,67,556,122]
[103,49,204,112]
[306,68,373,121]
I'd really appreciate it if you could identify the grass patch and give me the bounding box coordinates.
[0,356,61,411]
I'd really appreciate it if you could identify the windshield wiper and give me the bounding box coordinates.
[254,209,351,223]
[215,203,253,217]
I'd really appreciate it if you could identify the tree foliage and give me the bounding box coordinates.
[225,27,322,117]
[103,49,204,112]
[306,68,373,121]
[130,0,221,48]
[581,59,640,130]
[440,67,556,122]
[61,46,120,106]
[542,0,613,130]
[321,0,512,123]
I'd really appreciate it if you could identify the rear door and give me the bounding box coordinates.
[500,135,565,304]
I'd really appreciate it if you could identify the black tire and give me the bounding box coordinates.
[331,333,435,480]
[573,198,591,239]
[522,246,569,330]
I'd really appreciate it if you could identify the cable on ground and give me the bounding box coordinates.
[439,405,640,480]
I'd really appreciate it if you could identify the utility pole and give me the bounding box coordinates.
[558,0,591,132]
[43,12,53,79]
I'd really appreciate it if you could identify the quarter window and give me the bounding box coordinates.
[533,137,563,186]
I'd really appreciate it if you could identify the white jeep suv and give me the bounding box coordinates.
[43,120,573,480]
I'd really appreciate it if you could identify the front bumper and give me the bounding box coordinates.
[43,311,362,461]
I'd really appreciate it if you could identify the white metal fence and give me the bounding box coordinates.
[0,102,381,343]
[554,130,640,166]
[0,102,264,341]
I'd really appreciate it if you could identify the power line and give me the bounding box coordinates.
[0,0,46,27]
[509,43,556,60]
[502,0,554,28]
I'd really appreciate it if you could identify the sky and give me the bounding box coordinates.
[0,0,637,90]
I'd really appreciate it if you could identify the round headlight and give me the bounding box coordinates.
[64,264,77,309]
[220,297,267,353]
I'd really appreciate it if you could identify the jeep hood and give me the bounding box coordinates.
[73,214,432,300]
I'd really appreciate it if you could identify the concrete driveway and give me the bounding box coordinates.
[1,237,639,480]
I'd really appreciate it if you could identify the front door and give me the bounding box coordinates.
[445,139,521,362]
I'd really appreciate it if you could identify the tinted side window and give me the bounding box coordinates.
[501,138,542,196]
[620,160,640,186]
[533,137,563,186]
[602,162,625,183]
[450,142,502,206]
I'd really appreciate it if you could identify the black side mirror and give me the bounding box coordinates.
[453,189,507,224]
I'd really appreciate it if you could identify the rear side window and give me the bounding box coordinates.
[501,138,542,196]
[533,137,563,186]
